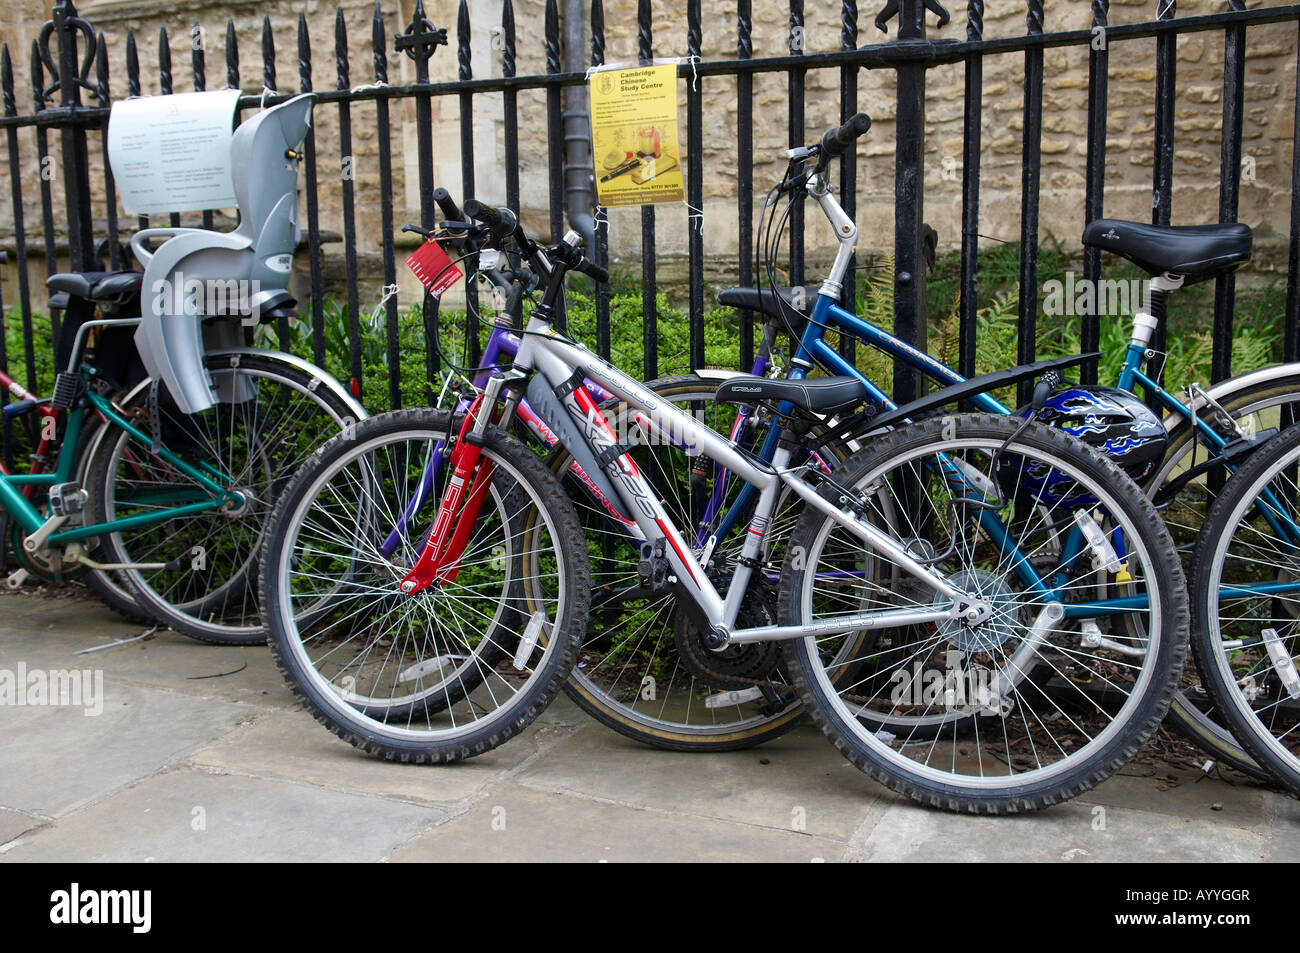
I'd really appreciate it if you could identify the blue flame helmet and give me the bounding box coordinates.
[1000,384,1168,507]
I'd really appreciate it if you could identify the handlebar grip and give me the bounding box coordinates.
[461,199,499,227]
[3,398,37,419]
[462,200,520,244]
[577,258,609,283]
[820,112,872,159]
[433,187,464,223]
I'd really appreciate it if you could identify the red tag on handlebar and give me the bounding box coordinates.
[406,238,463,299]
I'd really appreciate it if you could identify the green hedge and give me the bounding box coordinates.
[4,234,1286,418]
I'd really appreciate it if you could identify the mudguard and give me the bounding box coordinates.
[842,352,1100,438]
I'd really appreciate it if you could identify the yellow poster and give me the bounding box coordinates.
[588,64,684,207]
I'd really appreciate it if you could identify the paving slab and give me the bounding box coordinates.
[67,633,291,707]
[845,799,1268,863]
[189,707,576,806]
[1077,765,1271,830]
[0,595,291,707]
[534,690,587,728]
[391,784,839,862]
[0,768,443,863]
[516,722,883,842]
[0,681,251,817]
[0,593,145,670]
[0,808,42,846]
[1261,793,1300,862]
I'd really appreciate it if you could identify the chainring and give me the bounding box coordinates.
[673,570,779,690]
[6,516,88,584]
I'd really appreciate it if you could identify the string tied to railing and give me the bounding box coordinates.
[368,283,401,331]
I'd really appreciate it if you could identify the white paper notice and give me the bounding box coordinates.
[107,89,241,215]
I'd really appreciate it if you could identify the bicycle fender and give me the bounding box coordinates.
[862,352,1101,435]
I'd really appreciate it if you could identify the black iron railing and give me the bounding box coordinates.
[1,0,1299,414]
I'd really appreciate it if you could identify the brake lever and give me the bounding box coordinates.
[402,221,483,243]
[779,159,817,195]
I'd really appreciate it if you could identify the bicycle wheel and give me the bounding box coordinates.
[1147,373,1300,775]
[1154,371,1300,545]
[82,352,360,644]
[260,407,587,762]
[550,374,852,751]
[781,413,1187,813]
[1191,420,1300,793]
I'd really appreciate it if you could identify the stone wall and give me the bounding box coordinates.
[1,0,1296,310]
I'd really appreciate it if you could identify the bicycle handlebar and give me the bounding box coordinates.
[461,201,606,283]
[819,113,872,162]
[573,256,609,284]
[433,187,463,223]
[462,200,519,242]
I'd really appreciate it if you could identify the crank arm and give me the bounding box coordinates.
[69,555,172,571]
[977,601,1066,714]
[24,514,69,553]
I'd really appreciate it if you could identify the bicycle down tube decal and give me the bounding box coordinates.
[566,383,700,585]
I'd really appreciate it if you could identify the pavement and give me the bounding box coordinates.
[0,588,1295,863]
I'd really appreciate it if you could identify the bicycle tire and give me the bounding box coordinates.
[260,407,588,762]
[1190,420,1300,793]
[781,413,1188,813]
[1149,373,1300,777]
[82,353,360,645]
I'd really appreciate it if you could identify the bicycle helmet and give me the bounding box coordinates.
[1000,384,1168,508]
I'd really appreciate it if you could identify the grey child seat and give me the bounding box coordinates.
[130,93,314,414]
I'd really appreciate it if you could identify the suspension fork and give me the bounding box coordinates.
[397,375,517,594]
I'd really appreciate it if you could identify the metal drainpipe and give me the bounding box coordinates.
[562,0,596,247]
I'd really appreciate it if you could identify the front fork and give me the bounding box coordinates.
[397,374,519,594]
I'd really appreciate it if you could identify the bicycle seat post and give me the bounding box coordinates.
[1129,272,1184,354]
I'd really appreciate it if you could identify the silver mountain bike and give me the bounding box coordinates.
[261,173,1189,812]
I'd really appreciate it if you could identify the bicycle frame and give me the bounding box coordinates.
[379,312,794,560]
[1,315,247,559]
[504,319,985,643]
[377,320,622,557]
[0,367,58,492]
[0,387,240,545]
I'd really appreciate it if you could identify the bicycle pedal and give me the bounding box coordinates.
[637,539,670,591]
[1260,628,1300,699]
[48,482,86,518]
[705,686,763,709]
